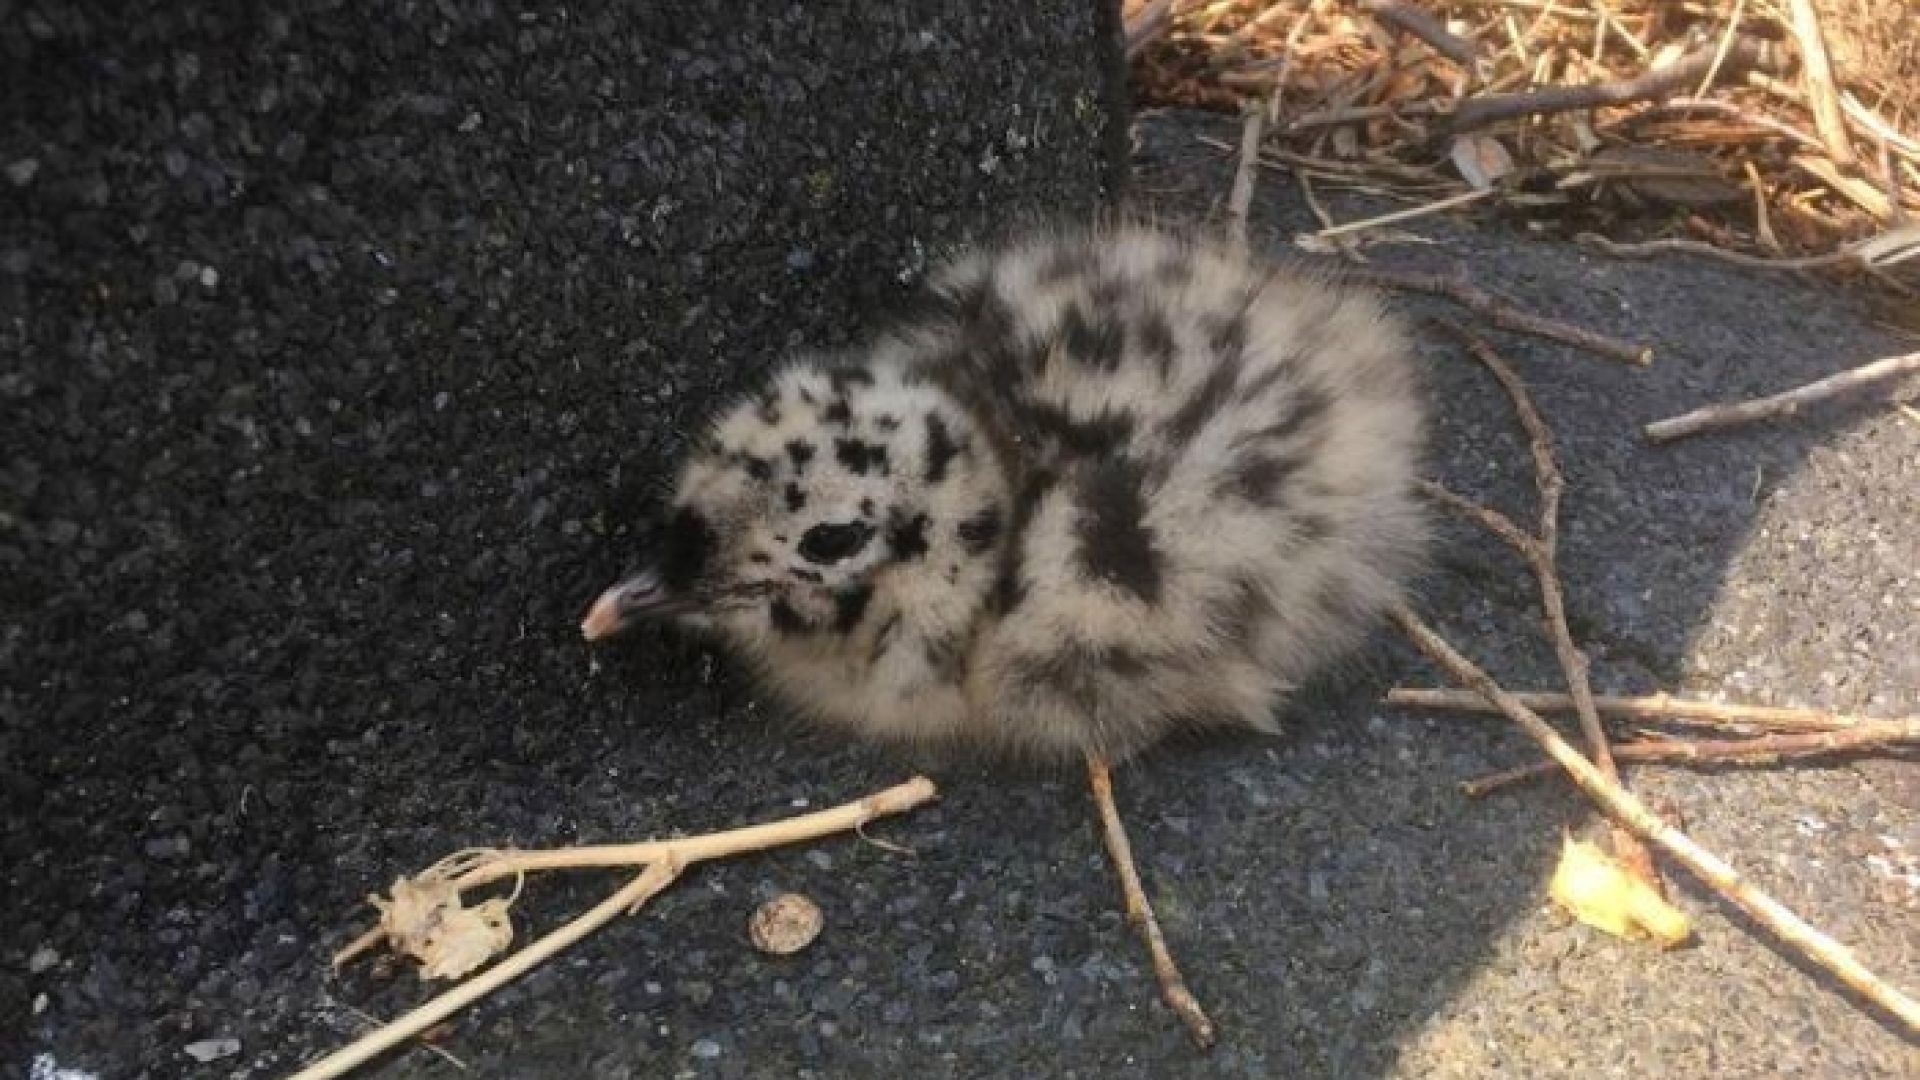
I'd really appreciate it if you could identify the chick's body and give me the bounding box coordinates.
[590,227,1426,763]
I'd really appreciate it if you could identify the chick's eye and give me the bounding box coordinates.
[798,521,874,565]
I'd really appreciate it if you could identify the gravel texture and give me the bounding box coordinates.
[5,2,1918,1076]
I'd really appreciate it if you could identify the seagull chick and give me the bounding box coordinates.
[583,225,1427,763]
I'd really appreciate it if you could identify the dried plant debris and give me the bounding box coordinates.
[369,875,517,981]
[1127,1,1919,276]
[1550,835,1693,947]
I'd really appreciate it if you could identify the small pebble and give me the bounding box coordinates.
[182,1038,240,1063]
[6,158,39,186]
[144,836,190,860]
[690,1038,722,1060]
[748,893,823,955]
[30,945,60,973]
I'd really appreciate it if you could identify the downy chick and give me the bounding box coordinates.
[584,225,1426,763]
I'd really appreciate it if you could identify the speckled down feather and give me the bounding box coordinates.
[587,225,1428,762]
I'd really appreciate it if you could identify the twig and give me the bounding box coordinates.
[1425,323,1657,888]
[301,779,938,1079]
[1339,266,1653,365]
[332,1002,468,1072]
[1388,604,1920,1036]
[1360,0,1481,69]
[1463,722,1920,795]
[1572,232,1861,272]
[1782,0,1856,168]
[1793,153,1895,220]
[1643,351,1920,443]
[425,778,938,892]
[1386,688,1904,733]
[1284,100,1445,133]
[1087,754,1216,1049]
[1297,169,1366,263]
[1447,37,1773,135]
[1124,0,1179,60]
[1225,103,1267,248]
[1308,187,1497,241]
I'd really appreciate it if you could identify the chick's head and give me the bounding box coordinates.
[584,358,1007,649]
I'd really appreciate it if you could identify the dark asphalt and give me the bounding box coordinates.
[5,4,1917,1078]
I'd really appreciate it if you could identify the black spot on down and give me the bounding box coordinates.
[923,412,960,484]
[832,585,873,633]
[1074,458,1162,602]
[887,511,931,561]
[835,438,889,476]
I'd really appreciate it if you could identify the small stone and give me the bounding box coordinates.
[30,945,60,973]
[690,1038,722,1060]
[144,836,190,860]
[6,158,39,186]
[198,266,219,290]
[32,992,48,1015]
[183,1038,240,1063]
[747,892,823,955]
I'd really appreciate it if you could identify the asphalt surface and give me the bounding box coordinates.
[5,5,1918,1078]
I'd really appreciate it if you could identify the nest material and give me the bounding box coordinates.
[1128,1,1917,264]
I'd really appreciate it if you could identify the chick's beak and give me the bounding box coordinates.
[581,569,678,641]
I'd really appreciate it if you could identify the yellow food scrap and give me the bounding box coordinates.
[1549,835,1691,948]
[370,876,516,980]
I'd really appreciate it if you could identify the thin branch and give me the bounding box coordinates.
[1463,724,1919,796]
[1124,0,1179,60]
[1360,1,1481,68]
[1426,323,1657,887]
[1782,0,1856,168]
[1386,688,1906,733]
[1088,755,1217,1049]
[1447,37,1774,135]
[1571,233,1860,272]
[1225,103,1267,248]
[436,778,939,892]
[1308,187,1497,241]
[1338,267,1653,365]
[1644,351,1920,443]
[1389,604,1920,1036]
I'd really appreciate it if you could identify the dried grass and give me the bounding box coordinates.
[1126,0,1919,271]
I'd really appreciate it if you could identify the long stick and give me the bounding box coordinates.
[1225,103,1267,249]
[1340,266,1653,365]
[1387,687,1903,733]
[1783,0,1856,168]
[1431,324,1658,887]
[446,777,938,891]
[1087,755,1217,1049]
[1447,38,1773,135]
[1643,352,1920,443]
[1389,604,1920,1035]
[1463,724,1920,796]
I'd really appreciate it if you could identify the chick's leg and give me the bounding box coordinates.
[1086,753,1217,1049]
